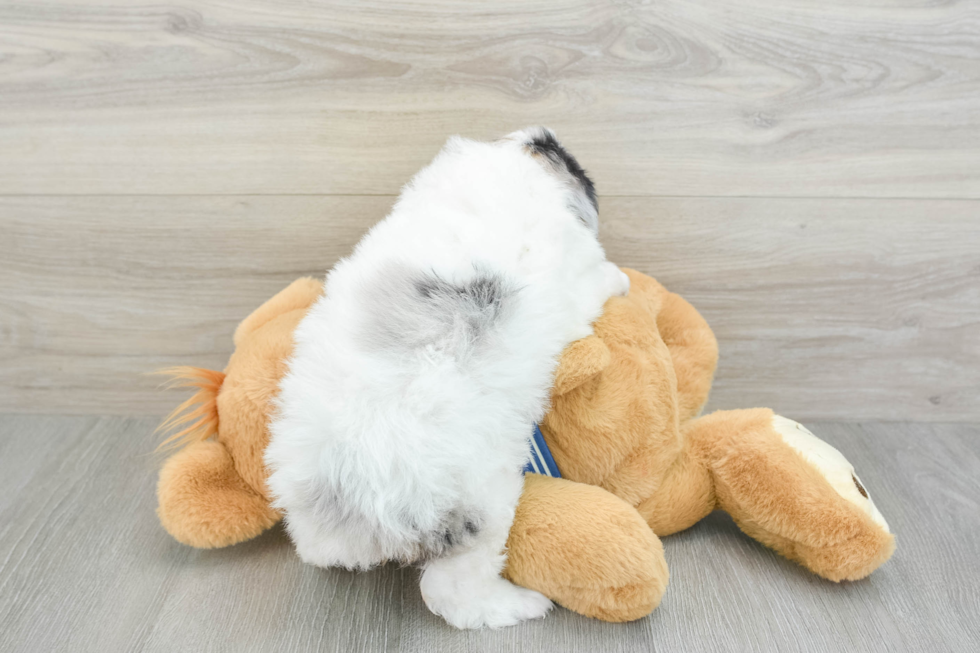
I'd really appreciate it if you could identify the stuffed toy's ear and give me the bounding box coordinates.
[553,335,611,396]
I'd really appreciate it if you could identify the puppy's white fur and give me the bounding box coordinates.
[265,128,629,629]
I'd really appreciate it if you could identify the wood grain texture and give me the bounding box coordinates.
[0,0,978,196]
[2,195,977,420]
[0,416,977,652]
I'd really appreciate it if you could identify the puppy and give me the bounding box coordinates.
[265,127,629,628]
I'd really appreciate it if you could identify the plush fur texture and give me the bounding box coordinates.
[264,128,628,628]
[504,269,895,611]
[156,268,894,626]
[156,277,321,548]
[503,474,668,622]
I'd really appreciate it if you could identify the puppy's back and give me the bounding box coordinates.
[357,262,518,363]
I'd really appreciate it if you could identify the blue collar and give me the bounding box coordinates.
[523,424,561,477]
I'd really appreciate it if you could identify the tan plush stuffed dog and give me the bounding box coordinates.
[156,269,894,622]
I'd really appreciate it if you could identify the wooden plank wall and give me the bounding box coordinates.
[0,0,977,420]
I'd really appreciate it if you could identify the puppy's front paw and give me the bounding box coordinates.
[616,270,630,296]
[604,263,630,297]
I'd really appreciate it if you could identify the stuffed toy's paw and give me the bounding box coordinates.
[504,474,669,622]
[699,410,896,582]
[771,416,889,533]
[158,439,279,548]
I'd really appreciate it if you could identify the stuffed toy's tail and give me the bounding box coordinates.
[155,366,226,450]
[155,366,280,548]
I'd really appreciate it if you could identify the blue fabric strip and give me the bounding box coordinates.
[523,424,561,477]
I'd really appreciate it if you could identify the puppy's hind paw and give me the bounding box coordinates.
[422,574,552,629]
[485,584,553,628]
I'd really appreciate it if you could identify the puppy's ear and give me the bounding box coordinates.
[552,335,611,396]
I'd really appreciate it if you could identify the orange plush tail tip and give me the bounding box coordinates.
[153,366,226,451]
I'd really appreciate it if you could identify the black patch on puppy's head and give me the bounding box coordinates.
[525,129,598,217]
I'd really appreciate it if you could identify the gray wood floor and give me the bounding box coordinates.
[1,415,977,652]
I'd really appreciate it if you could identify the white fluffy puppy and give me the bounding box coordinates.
[265,127,629,629]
